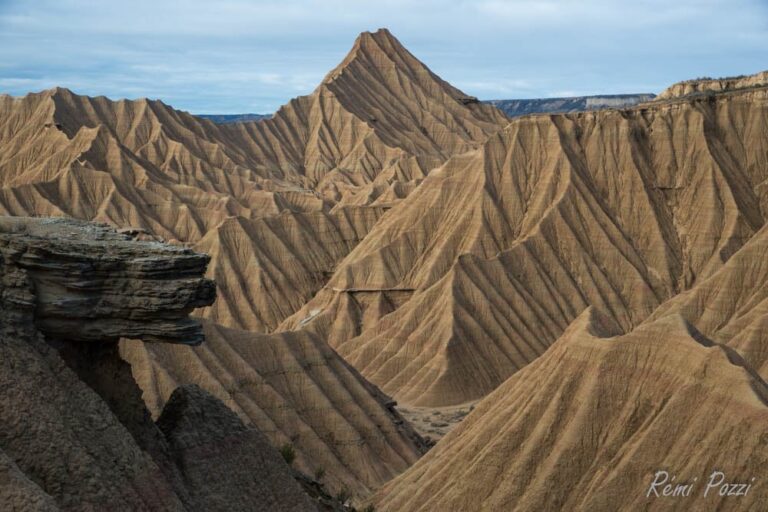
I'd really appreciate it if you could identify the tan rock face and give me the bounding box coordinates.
[372,309,768,511]
[286,84,768,407]
[656,70,768,99]
[646,223,768,376]
[195,207,386,332]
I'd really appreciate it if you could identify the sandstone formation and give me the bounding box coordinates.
[372,309,768,511]
[0,216,215,344]
[0,217,316,511]
[657,69,768,99]
[287,77,768,407]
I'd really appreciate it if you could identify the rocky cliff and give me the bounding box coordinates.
[656,70,768,99]
[0,217,316,511]
[485,93,655,117]
[0,216,215,344]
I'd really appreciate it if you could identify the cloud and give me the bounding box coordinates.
[1,0,766,112]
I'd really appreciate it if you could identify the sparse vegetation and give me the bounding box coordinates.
[362,505,376,512]
[279,443,296,466]
[314,467,325,481]
[335,486,351,505]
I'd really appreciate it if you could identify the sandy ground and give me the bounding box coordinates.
[396,402,478,442]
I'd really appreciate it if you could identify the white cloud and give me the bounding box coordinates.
[0,0,766,112]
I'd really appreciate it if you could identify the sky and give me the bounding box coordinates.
[0,0,766,114]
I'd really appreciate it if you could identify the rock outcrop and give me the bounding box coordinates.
[656,69,768,99]
[486,93,655,117]
[0,217,316,511]
[0,216,215,344]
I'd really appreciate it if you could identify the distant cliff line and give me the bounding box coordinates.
[196,93,655,123]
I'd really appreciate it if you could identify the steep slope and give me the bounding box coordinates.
[195,206,385,332]
[120,321,426,500]
[645,223,768,377]
[309,28,508,198]
[285,84,768,406]
[157,384,317,512]
[372,308,768,511]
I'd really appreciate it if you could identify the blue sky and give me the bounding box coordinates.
[1,0,766,114]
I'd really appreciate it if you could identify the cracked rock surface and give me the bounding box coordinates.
[0,216,215,345]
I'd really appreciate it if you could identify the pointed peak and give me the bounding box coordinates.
[353,28,409,57]
[45,86,76,98]
[355,28,398,46]
[321,28,411,85]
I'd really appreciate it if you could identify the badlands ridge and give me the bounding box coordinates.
[1,28,768,510]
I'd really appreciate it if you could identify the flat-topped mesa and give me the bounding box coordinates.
[656,69,768,99]
[0,217,216,345]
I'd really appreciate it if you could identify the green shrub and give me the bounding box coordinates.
[279,443,296,466]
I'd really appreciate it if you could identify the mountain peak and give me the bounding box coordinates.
[355,27,397,46]
[44,86,76,98]
[321,28,411,84]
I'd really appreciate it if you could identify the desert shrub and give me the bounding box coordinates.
[335,487,351,504]
[279,443,296,466]
[314,467,325,481]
